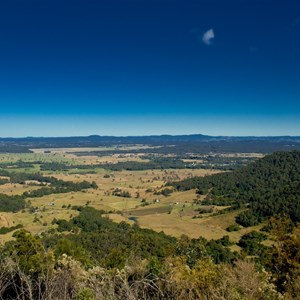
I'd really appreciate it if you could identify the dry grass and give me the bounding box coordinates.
[73,154,149,165]
[0,168,240,243]
[0,214,12,227]
[135,213,213,238]
[0,183,41,196]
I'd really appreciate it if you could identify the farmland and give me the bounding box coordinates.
[0,146,261,244]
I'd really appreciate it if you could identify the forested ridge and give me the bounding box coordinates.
[169,151,300,226]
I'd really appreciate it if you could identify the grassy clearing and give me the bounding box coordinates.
[0,153,76,164]
[128,205,171,217]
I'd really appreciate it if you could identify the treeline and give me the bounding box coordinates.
[0,144,32,153]
[22,180,97,198]
[0,169,53,184]
[0,161,36,169]
[102,158,196,171]
[39,157,253,172]
[169,151,300,226]
[0,169,97,212]
[0,168,97,189]
[40,158,200,171]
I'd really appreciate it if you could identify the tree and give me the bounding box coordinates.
[9,230,53,276]
[263,216,300,297]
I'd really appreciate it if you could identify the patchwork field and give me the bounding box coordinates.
[0,147,262,245]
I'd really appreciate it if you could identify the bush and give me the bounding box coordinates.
[226,224,240,232]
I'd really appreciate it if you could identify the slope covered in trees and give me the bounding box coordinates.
[169,151,300,226]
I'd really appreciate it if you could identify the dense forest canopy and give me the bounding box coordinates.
[169,151,300,226]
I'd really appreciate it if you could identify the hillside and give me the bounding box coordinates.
[169,151,300,226]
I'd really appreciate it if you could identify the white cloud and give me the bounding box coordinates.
[202,29,215,45]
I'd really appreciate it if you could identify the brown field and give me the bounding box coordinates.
[30,145,161,154]
[0,214,12,227]
[0,183,41,195]
[182,159,204,163]
[128,205,172,216]
[72,154,150,165]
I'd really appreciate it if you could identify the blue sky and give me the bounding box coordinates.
[0,0,299,137]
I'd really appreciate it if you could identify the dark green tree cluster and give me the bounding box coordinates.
[112,188,131,198]
[49,207,236,269]
[237,231,268,256]
[40,158,201,172]
[154,188,173,197]
[0,224,23,234]
[0,194,26,212]
[23,180,98,198]
[169,151,300,226]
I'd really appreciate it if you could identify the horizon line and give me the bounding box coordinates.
[1,133,300,139]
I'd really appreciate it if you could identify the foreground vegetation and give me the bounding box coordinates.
[1,207,299,299]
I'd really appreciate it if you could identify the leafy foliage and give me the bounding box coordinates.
[0,194,26,212]
[51,207,177,268]
[0,224,23,234]
[170,151,300,226]
[237,231,268,256]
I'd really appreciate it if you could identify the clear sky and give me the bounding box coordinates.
[0,0,299,137]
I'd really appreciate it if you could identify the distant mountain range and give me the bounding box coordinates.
[0,134,300,153]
